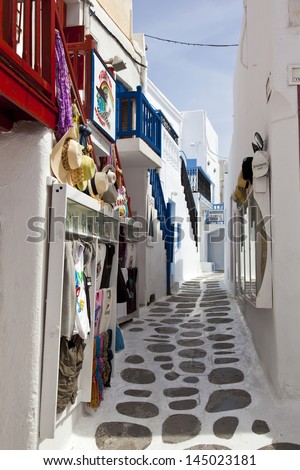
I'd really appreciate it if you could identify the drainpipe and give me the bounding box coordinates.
[240,0,248,69]
[82,0,94,32]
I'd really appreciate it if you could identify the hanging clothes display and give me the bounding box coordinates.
[100,243,115,288]
[127,267,138,315]
[54,30,73,141]
[115,326,125,352]
[125,243,136,269]
[56,335,86,414]
[117,265,130,304]
[98,288,113,334]
[61,240,76,340]
[118,225,127,268]
[57,238,93,414]
[89,336,103,409]
[88,329,113,410]
[94,289,104,337]
[117,267,128,319]
[82,240,94,327]
[96,242,106,290]
[73,241,91,340]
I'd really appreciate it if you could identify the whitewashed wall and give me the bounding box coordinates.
[180,110,206,166]
[67,0,146,92]
[146,81,200,297]
[180,110,220,203]
[0,122,52,448]
[225,0,300,399]
[145,185,167,303]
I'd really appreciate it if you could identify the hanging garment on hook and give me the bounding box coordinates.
[100,244,116,289]
[73,241,90,340]
[98,288,113,334]
[127,267,138,315]
[96,242,107,290]
[61,240,76,339]
[56,334,86,414]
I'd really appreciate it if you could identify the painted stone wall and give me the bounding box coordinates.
[225,0,300,399]
[0,122,52,448]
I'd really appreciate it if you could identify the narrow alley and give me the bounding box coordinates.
[64,273,300,451]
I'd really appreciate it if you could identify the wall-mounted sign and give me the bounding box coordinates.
[91,50,116,141]
[206,209,224,224]
[252,151,269,178]
[288,65,300,85]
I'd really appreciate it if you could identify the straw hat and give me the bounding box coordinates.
[51,127,84,184]
[76,156,97,191]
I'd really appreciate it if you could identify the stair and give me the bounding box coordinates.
[180,157,198,247]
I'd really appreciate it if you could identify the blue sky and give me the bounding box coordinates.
[132,0,244,157]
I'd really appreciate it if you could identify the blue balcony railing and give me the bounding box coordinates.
[116,85,162,156]
[149,169,175,295]
[187,166,212,202]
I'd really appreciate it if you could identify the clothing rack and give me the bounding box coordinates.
[39,182,120,442]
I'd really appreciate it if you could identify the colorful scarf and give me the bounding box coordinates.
[55,29,73,140]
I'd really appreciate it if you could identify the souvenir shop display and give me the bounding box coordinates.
[41,20,138,444]
[116,223,139,325]
[39,182,123,439]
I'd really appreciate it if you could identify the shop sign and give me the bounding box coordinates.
[206,209,224,224]
[91,50,116,141]
[252,150,269,178]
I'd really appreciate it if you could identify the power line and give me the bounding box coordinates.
[207,145,229,159]
[145,34,239,47]
[89,8,147,68]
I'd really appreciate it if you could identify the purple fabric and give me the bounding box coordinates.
[55,29,73,140]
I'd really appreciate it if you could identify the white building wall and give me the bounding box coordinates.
[122,167,149,306]
[145,187,167,303]
[67,1,146,93]
[180,110,206,166]
[145,81,200,297]
[180,110,220,203]
[205,118,220,204]
[225,0,300,399]
[0,122,52,449]
[158,133,200,285]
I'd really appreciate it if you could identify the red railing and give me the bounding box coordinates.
[65,29,95,119]
[0,0,57,129]
[54,17,96,160]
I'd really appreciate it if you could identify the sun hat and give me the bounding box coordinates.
[232,169,250,205]
[102,164,117,185]
[51,126,84,184]
[83,172,109,198]
[76,156,97,191]
[102,182,118,204]
[242,156,253,184]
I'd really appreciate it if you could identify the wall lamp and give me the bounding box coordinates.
[105,55,127,72]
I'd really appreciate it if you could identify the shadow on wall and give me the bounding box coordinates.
[208,228,225,272]
[173,258,183,291]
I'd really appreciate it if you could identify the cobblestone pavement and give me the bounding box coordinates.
[67,273,300,450]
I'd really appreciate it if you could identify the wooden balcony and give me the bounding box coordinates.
[64,27,95,119]
[0,0,57,131]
